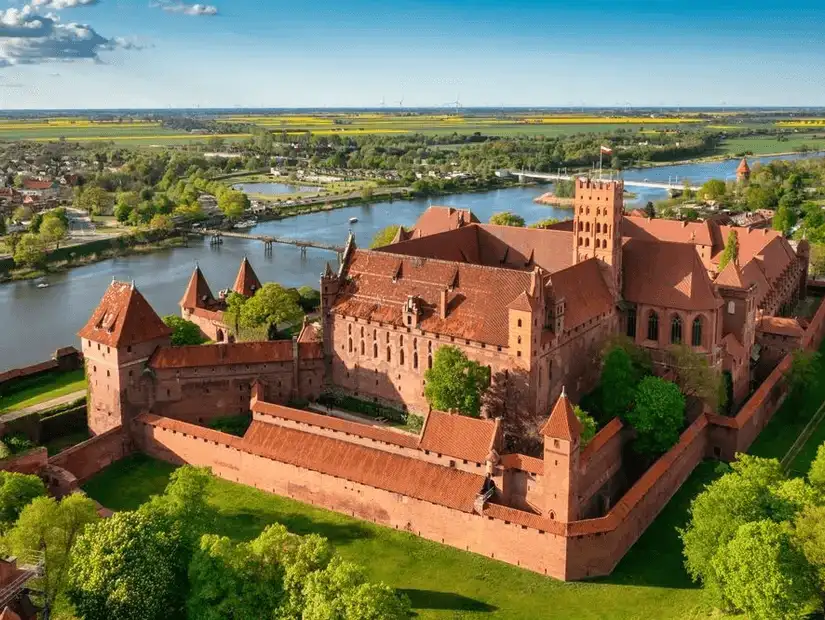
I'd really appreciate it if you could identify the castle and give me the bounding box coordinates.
[75,178,820,580]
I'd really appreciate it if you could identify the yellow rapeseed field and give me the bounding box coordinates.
[776,120,825,127]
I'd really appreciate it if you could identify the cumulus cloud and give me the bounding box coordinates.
[30,0,99,9]
[152,1,218,16]
[0,4,137,67]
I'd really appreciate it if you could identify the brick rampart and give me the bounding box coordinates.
[48,426,129,483]
[0,448,48,475]
[0,347,82,392]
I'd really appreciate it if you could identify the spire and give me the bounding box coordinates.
[323,262,334,278]
[540,387,581,441]
[233,256,262,297]
[180,264,215,309]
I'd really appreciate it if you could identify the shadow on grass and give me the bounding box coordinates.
[399,589,497,613]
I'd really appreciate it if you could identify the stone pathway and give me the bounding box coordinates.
[0,390,86,423]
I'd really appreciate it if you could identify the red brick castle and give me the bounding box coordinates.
[75,178,821,580]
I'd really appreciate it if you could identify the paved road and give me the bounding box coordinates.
[0,389,86,423]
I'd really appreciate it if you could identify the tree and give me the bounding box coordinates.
[75,186,113,216]
[424,345,490,418]
[668,344,725,411]
[489,212,525,227]
[13,233,46,268]
[217,190,249,220]
[787,349,822,397]
[773,204,797,236]
[297,286,321,312]
[643,201,656,218]
[574,406,596,447]
[712,520,816,620]
[809,443,825,493]
[718,229,739,270]
[162,315,207,346]
[11,206,32,223]
[149,214,173,233]
[0,471,46,532]
[68,508,188,620]
[360,186,374,200]
[528,218,560,229]
[745,185,777,212]
[626,376,685,456]
[239,283,304,330]
[39,215,68,250]
[7,494,99,619]
[29,211,43,234]
[794,504,825,592]
[599,346,637,420]
[370,225,401,248]
[700,179,727,201]
[0,216,5,236]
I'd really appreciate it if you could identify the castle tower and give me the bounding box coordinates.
[180,264,214,316]
[736,158,751,183]
[233,256,262,297]
[541,387,581,522]
[572,178,624,296]
[79,281,172,435]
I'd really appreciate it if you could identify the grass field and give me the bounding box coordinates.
[0,368,87,414]
[717,133,825,156]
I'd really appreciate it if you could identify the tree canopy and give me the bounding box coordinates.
[39,213,68,250]
[668,344,725,412]
[488,211,525,227]
[700,179,727,201]
[574,406,597,447]
[626,376,685,456]
[424,345,490,417]
[162,315,208,346]
[719,229,739,270]
[0,471,46,532]
[370,225,401,248]
[13,232,46,268]
[239,283,304,330]
[599,345,638,420]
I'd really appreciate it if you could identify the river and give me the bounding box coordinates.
[2,151,822,370]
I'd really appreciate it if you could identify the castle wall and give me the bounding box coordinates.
[0,448,48,475]
[183,308,228,343]
[48,426,129,483]
[578,418,626,515]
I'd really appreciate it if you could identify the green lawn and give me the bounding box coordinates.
[718,134,825,156]
[0,369,87,414]
[44,430,90,457]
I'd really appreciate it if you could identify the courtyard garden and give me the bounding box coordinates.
[0,368,86,414]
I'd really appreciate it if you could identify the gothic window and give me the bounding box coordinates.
[360,341,365,355]
[578,237,583,246]
[400,349,405,365]
[517,319,522,328]
[413,352,419,369]
[647,311,659,341]
[386,332,389,343]
[428,355,433,370]
[413,338,418,350]
[518,336,522,344]
[387,347,391,362]
[348,324,352,335]
[399,335,404,346]
[360,326,364,337]
[428,341,432,352]
[585,222,590,232]
[596,222,601,233]
[373,329,377,340]
[373,343,378,358]
[578,221,583,231]
[627,306,637,339]
[692,316,703,347]
[585,238,590,247]
[348,338,352,353]
[671,315,683,344]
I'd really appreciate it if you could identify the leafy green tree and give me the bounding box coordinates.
[626,376,685,456]
[162,315,207,346]
[297,286,321,312]
[370,225,401,248]
[0,215,5,236]
[68,508,188,620]
[11,206,32,224]
[144,465,213,540]
[148,214,173,232]
[7,494,99,619]
[719,229,739,270]
[39,215,68,250]
[745,185,777,211]
[787,349,822,398]
[712,520,816,620]
[239,283,304,330]
[700,179,726,201]
[528,218,560,229]
[0,471,46,532]
[424,345,490,418]
[668,344,725,411]
[809,443,825,493]
[29,212,43,234]
[574,406,596,447]
[223,291,247,333]
[643,201,656,218]
[217,190,249,220]
[489,211,525,227]
[773,204,797,236]
[794,504,825,592]
[13,233,46,268]
[600,346,637,420]
[75,186,113,216]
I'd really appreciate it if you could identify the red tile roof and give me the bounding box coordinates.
[580,417,624,464]
[541,390,581,440]
[408,206,479,238]
[623,216,715,247]
[78,281,172,348]
[714,260,747,289]
[482,502,565,535]
[737,158,750,174]
[721,333,747,363]
[242,419,485,512]
[180,266,216,309]
[419,411,499,463]
[233,257,262,297]
[499,453,543,474]
[22,179,54,191]
[757,316,805,338]
[548,259,614,331]
[297,320,321,343]
[251,399,420,448]
[622,239,722,311]
[149,341,295,369]
[333,248,535,347]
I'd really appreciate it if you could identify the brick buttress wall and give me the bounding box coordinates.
[132,417,571,579]
[48,426,130,483]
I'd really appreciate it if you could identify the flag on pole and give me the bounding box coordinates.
[600,145,613,155]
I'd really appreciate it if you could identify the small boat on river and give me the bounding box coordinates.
[348,217,358,224]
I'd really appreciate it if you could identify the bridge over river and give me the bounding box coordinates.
[508,170,701,192]
[193,229,345,260]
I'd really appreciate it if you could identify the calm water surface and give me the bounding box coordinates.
[2,152,822,369]
[232,182,321,195]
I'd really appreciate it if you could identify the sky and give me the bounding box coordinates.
[0,0,824,109]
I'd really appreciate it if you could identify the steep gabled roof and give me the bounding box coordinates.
[418,411,499,463]
[232,257,262,297]
[540,389,581,441]
[79,281,171,348]
[714,260,747,289]
[180,265,215,309]
[408,206,479,238]
[548,259,614,330]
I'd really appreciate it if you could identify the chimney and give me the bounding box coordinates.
[439,289,448,319]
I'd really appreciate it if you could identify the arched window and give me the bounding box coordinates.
[692,316,703,347]
[348,324,352,335]
[413,352,419,369]
[373,343,378,358]
[373,329,377,340]
[400,348,405,365]
[428,341,432,352]
[578,237,583,246]
[647,311,659,341]
[585,238,590,247]
[348,338,352,353]
[671,315,682,344]
[517,336,522,344]
[517,319,522,328]
[413,338,417,350]
[626,306,637,339]
[386,332,389,343]
[596,222,601,233]
[585,222,591,232]
[387,347,391,362]
[428,355,433,370]
[578,221,583,231]
[360,341,365,355]
[360,326,364,337]
[399,335,404,347]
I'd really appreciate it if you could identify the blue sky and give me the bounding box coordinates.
[0,0,823,108]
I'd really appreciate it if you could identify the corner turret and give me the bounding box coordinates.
[540,387,581,522]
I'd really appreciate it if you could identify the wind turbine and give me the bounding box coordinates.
[379,96,386,109]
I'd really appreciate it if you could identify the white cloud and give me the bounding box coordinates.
[0,4,138,67]
[31,0,99,9]
[152,1,218,16]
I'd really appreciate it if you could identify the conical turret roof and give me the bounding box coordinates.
[540,388,581,441]
[79,281,171,347]
[233,257,262,297]
[180,265,215,309]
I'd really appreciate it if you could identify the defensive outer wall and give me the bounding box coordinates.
[29,298,825,581]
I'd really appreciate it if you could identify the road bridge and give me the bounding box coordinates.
[509,170,701,192]
[194,229,344,260]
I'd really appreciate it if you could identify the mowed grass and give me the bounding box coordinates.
[0,368,86,414]
[84,453,715,620]
[718,134,825,156]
